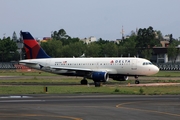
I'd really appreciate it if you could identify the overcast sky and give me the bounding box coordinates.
[0,0,180,40]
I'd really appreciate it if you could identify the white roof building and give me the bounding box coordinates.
[80,36,97,44]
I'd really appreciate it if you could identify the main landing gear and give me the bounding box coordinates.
[135,76,140,84]
[80,78,88,85]
[80,78,102,87]
[94,81,101,87]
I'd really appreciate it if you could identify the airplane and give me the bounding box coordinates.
[19,31,159,87]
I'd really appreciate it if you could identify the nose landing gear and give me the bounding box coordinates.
[135,76,140,84]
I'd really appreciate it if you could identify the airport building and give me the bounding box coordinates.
[80,36,97,44]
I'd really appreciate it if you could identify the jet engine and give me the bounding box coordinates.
[91,72,109,82]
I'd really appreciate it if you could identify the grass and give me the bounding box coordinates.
[151,71,180,77]
[0,86,180,95]
[0,75,89,86]
[0,78,179,86]
[0,70,180,95]
[1,70,180,77]
[0,69,56,76]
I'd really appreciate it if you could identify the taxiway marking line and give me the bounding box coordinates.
[0,113,83,120]
[116,101,180,117]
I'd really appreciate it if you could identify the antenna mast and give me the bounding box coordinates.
[120,26,124,40]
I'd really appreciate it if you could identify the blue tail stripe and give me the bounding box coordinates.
[21,32,34,39]
[37,48,51,58]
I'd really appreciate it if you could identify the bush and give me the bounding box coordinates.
[139,88,144,94]
[114,88,120,92]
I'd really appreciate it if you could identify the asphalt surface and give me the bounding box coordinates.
[0,94,180,120]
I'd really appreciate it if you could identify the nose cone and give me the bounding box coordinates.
[151,65,159,75]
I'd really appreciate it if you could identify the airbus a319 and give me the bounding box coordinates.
[19,31,159,87]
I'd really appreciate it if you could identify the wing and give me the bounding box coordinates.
[49,66,117,74]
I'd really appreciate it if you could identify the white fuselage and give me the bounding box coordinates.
[19,57,159,76]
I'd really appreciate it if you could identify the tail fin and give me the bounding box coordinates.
[20,31,50,59]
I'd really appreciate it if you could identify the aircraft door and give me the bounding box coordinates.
[96,62,99,69]
[131,60,137,70]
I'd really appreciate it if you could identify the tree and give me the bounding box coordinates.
[51,29,79,45]
[155,30,163,41]
[96,38,110,45]
[51,29,68,40]
[117,45,125,57]
[12,31,18,42]
[135,26,160,59]
[95,38,111,57]
[141,49,153,60]
[136,26,157,48]
[169,34,175,45]
[167,39,180,63]
[101,42,118,57]
[0,37,18,62]
[41,40,63,57]
[61,41,85,57]
[120,35,137,57]
[85,42,100,57]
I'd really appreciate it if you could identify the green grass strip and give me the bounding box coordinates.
[0,86,180,95]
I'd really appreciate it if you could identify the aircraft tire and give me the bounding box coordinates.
[135,80,140,84]
[81,79,88,85]
[94,82,101,87]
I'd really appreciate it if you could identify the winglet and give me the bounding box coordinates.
[20,31,50,59]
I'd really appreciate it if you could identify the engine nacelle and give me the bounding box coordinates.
[112,75,128,81]
[91,72,109,82]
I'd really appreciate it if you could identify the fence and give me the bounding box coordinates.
[0,62,33,72]
[155,63,180,71]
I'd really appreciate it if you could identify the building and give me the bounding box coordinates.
[80,36,97,44]
[151,35,180,63]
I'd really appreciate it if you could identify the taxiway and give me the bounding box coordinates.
[0,94,180,120]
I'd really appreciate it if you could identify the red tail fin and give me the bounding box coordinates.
[20,31,50,59]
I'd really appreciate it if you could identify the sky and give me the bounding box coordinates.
[0,0,180,40]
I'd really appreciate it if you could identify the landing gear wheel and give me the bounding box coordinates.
[135,80,140,84]
[134,76,139,84]
[94,82,101,87]
[80,79,88,85]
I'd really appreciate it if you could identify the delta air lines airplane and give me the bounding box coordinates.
[19,31,159,87]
